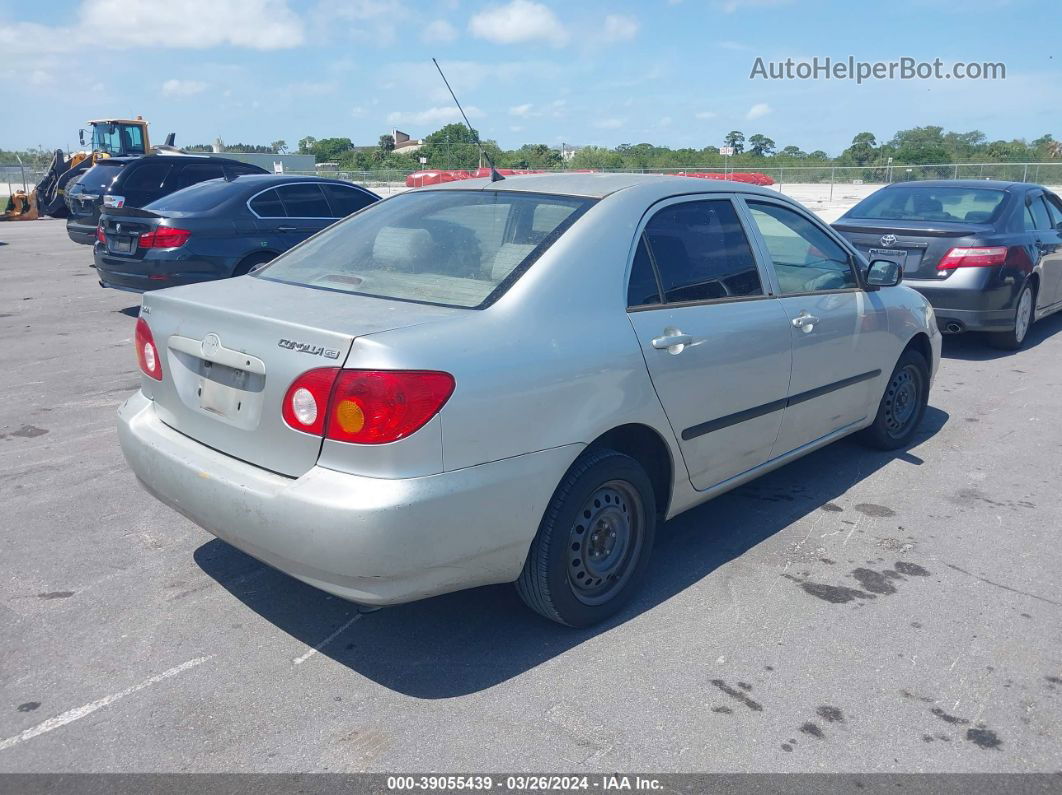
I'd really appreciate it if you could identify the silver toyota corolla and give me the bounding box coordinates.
[118,174,941,626]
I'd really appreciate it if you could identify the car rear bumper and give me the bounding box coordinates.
[67,220,97,246]
[117,391,579,606]
[905,272,1020,333]
[94,247,234,292]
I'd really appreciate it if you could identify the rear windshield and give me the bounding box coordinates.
[77,162,125,193]
[847,186,1006,223]
[144,178,232,214]
[256,190,595,308]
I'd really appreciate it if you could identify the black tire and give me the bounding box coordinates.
[516,448,656,627]
[858,348,930,451]
[988,282,1035,351]
[232,252,275,277]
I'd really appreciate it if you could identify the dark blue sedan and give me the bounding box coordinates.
[93,174,379,292]
[833,180,1062,350]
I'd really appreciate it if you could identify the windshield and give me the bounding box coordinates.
[145,178,232,214]
[846,186,1006,223]
[91,123,145,156]
[256,190,595,308]
[75,162,125,193]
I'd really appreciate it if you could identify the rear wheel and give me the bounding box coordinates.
[516,449,656,627]
[988,282,1034,351]
[232,252,275,277]
[858,349,929,451]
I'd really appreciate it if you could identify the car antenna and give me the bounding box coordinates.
[432,57,504,182]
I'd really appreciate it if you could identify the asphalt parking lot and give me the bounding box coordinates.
[1,218,1060,773]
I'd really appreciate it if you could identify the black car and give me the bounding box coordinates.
[833,180,1062,350]
[65,154,268,245]
[94,174,379,292]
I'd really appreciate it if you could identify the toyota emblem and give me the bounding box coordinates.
[201,333,221,357]
[880,234,897,247]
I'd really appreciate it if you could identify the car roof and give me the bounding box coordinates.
[882,179,1022,190]
[423,172,785,200]
[101,154,265,166]
[218,174,356,186]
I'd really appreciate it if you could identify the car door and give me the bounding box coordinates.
[741,197,890,456]
[626,197,794,491]
[275,183,334,240]
[1028,192,1062,312]
[320,182,378,219]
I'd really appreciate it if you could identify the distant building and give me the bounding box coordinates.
[392,129,424,154]
[559,144,582,162]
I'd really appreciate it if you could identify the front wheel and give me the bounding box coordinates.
[858,349,929,451]
[516,449,656,627]
[988,282,1034,351]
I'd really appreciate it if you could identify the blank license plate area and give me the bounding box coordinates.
[109,236,134,254]
[197,361,251,420]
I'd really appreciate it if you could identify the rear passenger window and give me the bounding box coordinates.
[321,184,375,217]
[627,237,661,307]
[249,189,285,218]
[1045,195,1062,229]
[746,201,856,294]
[643,200,762,303]
[277,183,331,217]
[1029,197,1052,231]
[121,162,172,192]
[175,163,226,190]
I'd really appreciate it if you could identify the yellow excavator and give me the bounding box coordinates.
[3,116,174,221]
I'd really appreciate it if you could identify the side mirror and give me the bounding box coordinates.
[866,258,903,288]
[78,129,85,147]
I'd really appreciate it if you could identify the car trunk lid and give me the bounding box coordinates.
[138,276,461,477]
[833,220,994,279]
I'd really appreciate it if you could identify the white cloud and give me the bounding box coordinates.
[421,19,458,43]
[594,117,624,129]
[509,103,536,117]
[387,105,484,126]
[469,0,569,46]
[0,0,304,54]
[715,0,791,13]
[599,14,638,43]
[162,79,207,96]
[746,102,771,120]
[695,110,718,119]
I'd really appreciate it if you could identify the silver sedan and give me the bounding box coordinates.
[118,174,941,626]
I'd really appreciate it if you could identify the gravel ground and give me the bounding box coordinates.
[1,219,1060,773]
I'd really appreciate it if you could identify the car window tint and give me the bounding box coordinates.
[1029,197,1052,231]
[847,186,1006,223]
[227,163,264,176]
[277,183,331,217]
[627,236,661,307]
[121,162,173,192]
[76,163,124,193]
[643,200,762,303]
[747,201,856,294]
[1045,194,1062,229]
[175,163,226,190]
[321,184,376,217]
[249,188,285,218]
[146,179,238,213]
[1024,205,1038,231]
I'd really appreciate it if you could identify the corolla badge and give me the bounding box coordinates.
[880,234,897,247]
[278,338,340,359]
[201,333,222,357]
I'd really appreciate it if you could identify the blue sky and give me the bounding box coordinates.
[1,0,1059,155]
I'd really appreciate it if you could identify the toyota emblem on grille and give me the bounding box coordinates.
[880,234,897,247]
[201,333,222,357]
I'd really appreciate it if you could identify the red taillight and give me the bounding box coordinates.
[937,246,1008,270]
[281,369,456,444]
[138,227,191,249]
[96,225,106,244]
[134,317,163,381]
[282,368,339,436]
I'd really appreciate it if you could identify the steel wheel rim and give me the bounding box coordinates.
[1015,288,1032,343]
[567,480,644,606]
[883,364,922,439]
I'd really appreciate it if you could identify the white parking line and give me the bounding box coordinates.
[0,656,213,753]
[292,614,362,665]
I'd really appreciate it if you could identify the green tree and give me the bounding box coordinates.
[309,137,355,162]
[747,134,775,157]
[378,134,395,153]
[779,146,806,159]
[271,139,288,154]
[297,136,317,155]
[724,130,745,154]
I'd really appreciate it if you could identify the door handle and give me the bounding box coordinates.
[277,225,297,232]
[791,312,820,332]
[651,333,694,351]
